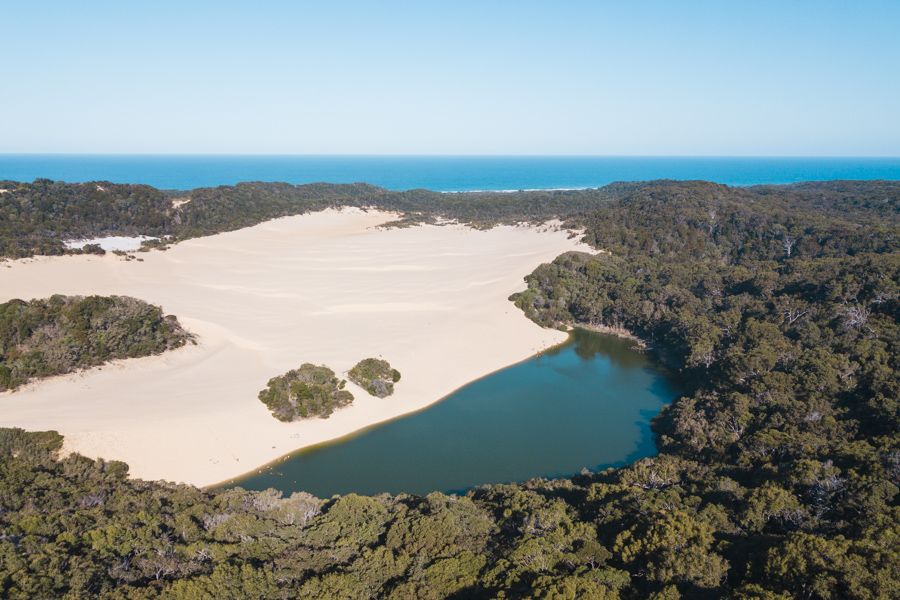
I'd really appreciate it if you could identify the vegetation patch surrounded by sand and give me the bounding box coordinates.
[348,358,401,398]
[259,363,354,421]
[0,295,192,392]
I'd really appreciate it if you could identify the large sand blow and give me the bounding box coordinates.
[0,208,589,487]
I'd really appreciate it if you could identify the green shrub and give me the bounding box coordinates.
[258,363,354,421]
[348,358,401,398]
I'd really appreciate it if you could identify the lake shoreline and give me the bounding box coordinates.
[0,208,587,486]
[226,327,676,497]
[567,322,647,349]
[210,331,581,492]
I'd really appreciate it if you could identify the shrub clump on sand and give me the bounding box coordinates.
[0,295,192,392]
[259,363,354,421]
[348,358,401,398]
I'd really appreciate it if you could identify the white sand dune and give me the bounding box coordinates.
[0,208,588,487]
[64,235,158,251]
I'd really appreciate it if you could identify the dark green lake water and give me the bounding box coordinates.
[228,329,678,497]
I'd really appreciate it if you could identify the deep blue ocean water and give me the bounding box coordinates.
[1,155,898,191]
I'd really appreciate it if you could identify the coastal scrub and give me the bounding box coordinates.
[259,363,354,421]
[348,358,401,398]
[0,295,192,392]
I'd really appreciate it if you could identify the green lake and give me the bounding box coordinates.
[228,329,679,497]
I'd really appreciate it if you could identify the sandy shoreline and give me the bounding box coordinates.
[214,328,581,491]
[0,208,588,487]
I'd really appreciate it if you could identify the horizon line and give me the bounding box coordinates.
[1,153,900,160]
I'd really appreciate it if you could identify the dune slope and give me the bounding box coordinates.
[0,209,587,486]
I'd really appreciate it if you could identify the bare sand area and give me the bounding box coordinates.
[0,209,588,487]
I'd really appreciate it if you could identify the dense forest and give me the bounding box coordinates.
[0,295,192,392]
[2,177,897,259]
[0,180,897,598]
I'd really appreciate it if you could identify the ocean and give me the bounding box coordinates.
[1,155,899,191]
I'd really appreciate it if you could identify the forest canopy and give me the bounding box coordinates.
[0,295,192,392]
[4,177,895,259]
[0,179,897,598]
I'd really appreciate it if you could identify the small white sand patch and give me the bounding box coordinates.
[64,236,158,252]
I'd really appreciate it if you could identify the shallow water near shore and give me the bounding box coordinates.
[227,329,679,497]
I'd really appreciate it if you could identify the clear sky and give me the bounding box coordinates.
[2,1,898,155]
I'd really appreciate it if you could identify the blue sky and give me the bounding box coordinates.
[2,1,898,155]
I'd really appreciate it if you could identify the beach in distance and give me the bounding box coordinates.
[0,208,588,486]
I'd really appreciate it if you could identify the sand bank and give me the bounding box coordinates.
[0,209,588,487]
